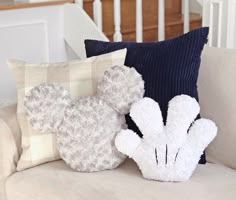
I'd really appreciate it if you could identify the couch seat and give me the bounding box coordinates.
[6,159,236,200]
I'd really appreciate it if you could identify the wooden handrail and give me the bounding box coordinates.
[0,0,74,11]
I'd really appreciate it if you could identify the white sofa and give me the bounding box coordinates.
[1,47,236,200]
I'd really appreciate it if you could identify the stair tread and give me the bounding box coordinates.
[105,13,202,36]
[166,13,201,26]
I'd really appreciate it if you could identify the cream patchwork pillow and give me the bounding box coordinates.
[8,49,127,171]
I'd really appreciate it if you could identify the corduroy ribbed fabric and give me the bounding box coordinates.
[85,27,209,164]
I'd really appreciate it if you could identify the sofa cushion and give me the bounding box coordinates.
[85,27,209,164]
[199,47,236,170]
[6,159,236,200]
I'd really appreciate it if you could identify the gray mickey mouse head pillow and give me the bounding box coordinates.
[24,65,145,172]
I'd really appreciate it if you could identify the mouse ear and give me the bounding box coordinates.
[24,83,72,133]
[97,65,144,115]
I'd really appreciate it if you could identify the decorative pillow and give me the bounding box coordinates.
[8,49,127,171]
[85,27,209,163]
[115,95,217,182]
[24,65,144,172]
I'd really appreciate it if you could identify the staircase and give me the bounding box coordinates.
[82,0,202,41]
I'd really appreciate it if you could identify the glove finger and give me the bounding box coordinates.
[130,97,164,139]
[166,95,200,144]
[115,129,141,157]
[175,119,217,178]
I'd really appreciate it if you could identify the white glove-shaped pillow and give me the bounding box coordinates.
[115,95,217,182]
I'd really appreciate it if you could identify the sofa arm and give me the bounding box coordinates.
[199,47,236,170]
[0,104,21,179]
[0,104,21,200]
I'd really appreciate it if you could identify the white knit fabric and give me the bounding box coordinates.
[115,95,217,182]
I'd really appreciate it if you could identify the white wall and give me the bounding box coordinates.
[190,0,203,15]
[0,3,109,106]
[0,5,75,105]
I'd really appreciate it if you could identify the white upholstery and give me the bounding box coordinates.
[199,47,236,170]
[6,159,236,200]
[0,104,21,200]
[1,47,236,200]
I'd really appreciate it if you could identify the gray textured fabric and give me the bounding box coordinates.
[24,65,144,172]
[24,84,72,133]
[98,66,145,114]
[58,96,127,171]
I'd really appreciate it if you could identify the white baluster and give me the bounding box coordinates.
[202,0,209,27]
[216,1,223,48]
[93,0,103,31]
[136,0,143,42]
[227,0,236,48]
[75,0,83,7]
[113,0,122,41]
[158,0,165,41]
[183,0,190,33]
[209,0,223,47]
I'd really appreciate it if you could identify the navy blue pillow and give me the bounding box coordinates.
[85,27,209,164]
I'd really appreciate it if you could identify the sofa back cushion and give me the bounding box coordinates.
[8,49,127,171]
[199,47,236,170]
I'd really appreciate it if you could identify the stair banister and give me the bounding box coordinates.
[64,3,108,59]
[136,0,143,42]
[158,0,165,41]
[113,0,122,41]
[93,0,103,31]
[75,0,83,7]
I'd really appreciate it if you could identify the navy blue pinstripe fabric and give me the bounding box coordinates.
[85,27,209,164]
